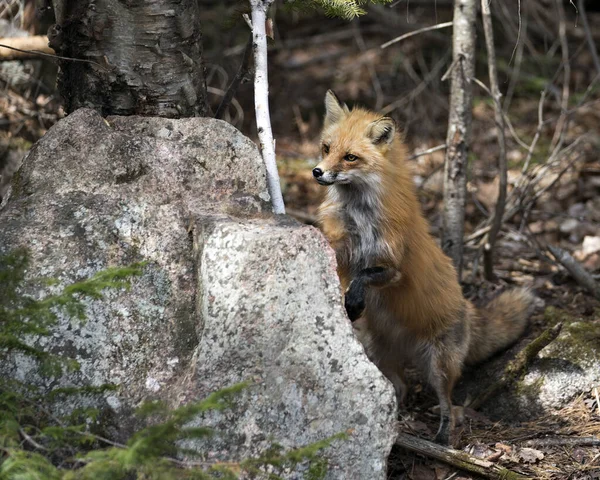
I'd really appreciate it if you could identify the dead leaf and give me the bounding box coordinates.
[485,450,504,462]
[495,443,513,454]
[517,447,545,464]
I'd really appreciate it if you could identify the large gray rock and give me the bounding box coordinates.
[180,215,397,478]
[459,309,600,422]
[507,313,600,417]
[1,109,397,479]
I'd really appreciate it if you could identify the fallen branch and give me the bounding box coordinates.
[525,436,600,448]
[468,323,563,411]
[548,246,600,300]
[0,36,53,60]
[395,432,528,479]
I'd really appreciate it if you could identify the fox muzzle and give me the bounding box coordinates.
[312,166,337,185]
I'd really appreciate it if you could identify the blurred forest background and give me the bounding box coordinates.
[1,0,600,478]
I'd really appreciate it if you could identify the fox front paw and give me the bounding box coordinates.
[344,281,365,321]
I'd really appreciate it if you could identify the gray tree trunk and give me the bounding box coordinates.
[441,0,477,279]
[48,0,208,117]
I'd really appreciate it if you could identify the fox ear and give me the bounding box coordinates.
[324,90,349,127]
[367,117,396,145]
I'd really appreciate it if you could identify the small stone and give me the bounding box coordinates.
[560,218,579,234]
[568,202,586,218]
[581,236,600,257]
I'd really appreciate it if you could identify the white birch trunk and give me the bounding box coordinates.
[250,0,286,214]
[441,0,477,279]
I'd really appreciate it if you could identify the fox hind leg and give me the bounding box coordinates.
[421,344,462,445]
[380,363,407,405]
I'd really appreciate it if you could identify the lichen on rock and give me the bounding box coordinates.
[0,109,397,479]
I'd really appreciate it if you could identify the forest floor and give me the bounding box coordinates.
[2,1,600,478]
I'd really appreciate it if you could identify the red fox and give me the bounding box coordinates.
[313,90,534,445]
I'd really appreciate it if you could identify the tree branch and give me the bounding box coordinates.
[0,36,54,61]
[479,0,507,281]
[381,21,452,49]
[215,33,253,120]
[548,246,600,300]
[577,0,600,75]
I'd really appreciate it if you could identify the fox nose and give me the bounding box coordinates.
[312,168,324,178]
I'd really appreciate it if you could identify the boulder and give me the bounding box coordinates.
[515,311,600,414]
[459,307,600,422]
[0,109,397,479]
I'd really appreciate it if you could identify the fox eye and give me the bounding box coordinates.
[322,144,330,155]
[344,154,358,162]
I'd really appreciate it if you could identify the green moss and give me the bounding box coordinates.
[543,306,574,325]
[10,168,25,198]
[515,375,544,398]
[541,307,600,366]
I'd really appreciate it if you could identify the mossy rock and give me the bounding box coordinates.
[514,307,600,416]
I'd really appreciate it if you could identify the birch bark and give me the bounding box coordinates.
[250,0,285,214]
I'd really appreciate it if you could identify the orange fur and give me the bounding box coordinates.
[314,91,534,444]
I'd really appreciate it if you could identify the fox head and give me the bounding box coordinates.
[313,90,397,186]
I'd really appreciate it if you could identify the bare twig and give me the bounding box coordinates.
[521,91,547,176]
[215,33,253,120]
[353,21,384,111]
[207,87,244,125]
[478,0,507,281]
[409,144,447,160]
[18,426,48,451]
[548,246,600,300]
[577,0,600,74]
[504,12,527,112]
[0,38,107,70]
[395,432,528,479]
[468,323,563,411]
[465,141,583,247]
[441,55,460,82]
[381,50,451,115]
[0,35,53,60]
[381,21,453,49]
[551,0,570,149]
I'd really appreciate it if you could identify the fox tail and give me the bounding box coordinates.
[466,288,535,365]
